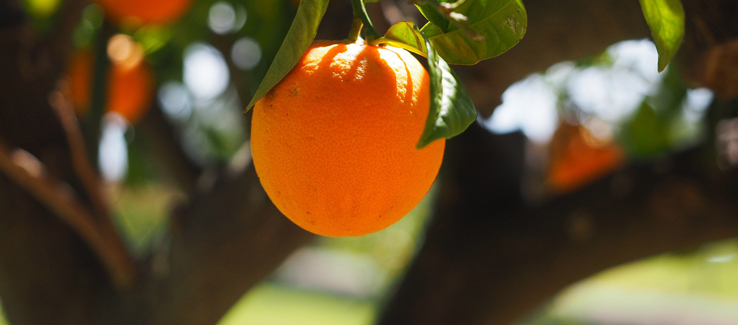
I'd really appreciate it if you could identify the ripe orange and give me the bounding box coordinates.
[547,123,624,193]
[251,41,445,237]
[68,50,95,112]
[96,0,192,25]
[67,46,154,124]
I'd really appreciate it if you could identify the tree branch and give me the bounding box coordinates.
[0,0,139,322]
[379,122,738,325]
[0,138,135,287]
[379,1,738,321]
[50,85,137,287]
[50,85,110,226]
[144,163,313,325]
[456,0,650,116]
[0,0,24,30]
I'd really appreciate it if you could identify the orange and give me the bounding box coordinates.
[67,46,154,124]
[68,50,95,112]
[547,123,625,193]
[251,41,445,237]
[96,0,192,25]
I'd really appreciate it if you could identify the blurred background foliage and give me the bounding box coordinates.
[4,0,738,323]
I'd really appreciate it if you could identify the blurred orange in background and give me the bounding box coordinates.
[96,0,193,26]
[547,123,625,193]
[67,34,154,124]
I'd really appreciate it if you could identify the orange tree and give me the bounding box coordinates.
[1,0,738,324]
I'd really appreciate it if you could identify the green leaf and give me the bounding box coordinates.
[421,0,527,65]
[379,23,476,147]
[638,0,685,72]
[352,0,380,39]
[415,0,454,32]
[416,27,477,148]
[651,64,687,117]
[621,101,671,158]
[244,0,329,111]
[381,22,429,57]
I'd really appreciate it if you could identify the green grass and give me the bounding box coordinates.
[522,239,738,324]
[218,284,375,325]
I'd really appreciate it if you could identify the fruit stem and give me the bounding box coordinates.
[348,17,363,42]
[351,0,380,41]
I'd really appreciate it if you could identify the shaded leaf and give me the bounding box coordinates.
[638,0,685,72]
[245,0,329,111]
[417,27,477,148]
[421,0,527,65]
[621,101,671,158]
[379,23,477,147]
[415,0,454,32]
[651,64,687,117]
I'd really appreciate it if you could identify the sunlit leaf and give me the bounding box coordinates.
[245,0,329,111]
[23,0,62,18]
[380,22,429,57]
[420,0,527,65]
[638,0,685,72]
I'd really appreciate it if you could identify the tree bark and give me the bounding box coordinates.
[0,0,118,323]
[377,122,738,325]
[145,164,313,325]
[378,0,738,324]
[458,0,650,117]
[0,0,313,324]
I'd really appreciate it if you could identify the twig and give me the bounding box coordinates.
[0,138,135,288]
[352,0,381,40]
[49,84,137,288]
[50,84,111,224]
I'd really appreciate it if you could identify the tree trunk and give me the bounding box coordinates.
[0,0,313,323]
